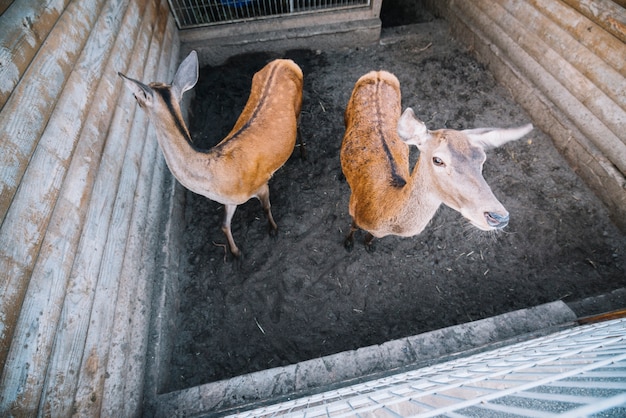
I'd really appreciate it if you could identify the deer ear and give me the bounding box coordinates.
[171,50,199,101]
[397,107,431,148]
[118,72,154,108]
[463,123,533,149]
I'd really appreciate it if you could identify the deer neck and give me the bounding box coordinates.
[148,90,213,193]
[399,157,443,235]
[154,122,193,170]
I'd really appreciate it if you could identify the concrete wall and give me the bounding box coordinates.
[424,0,626,232]
[180,0,384,66]
[0,0,180,415]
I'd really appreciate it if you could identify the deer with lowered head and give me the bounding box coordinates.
[119,51,303,259]
[341,70,533,251]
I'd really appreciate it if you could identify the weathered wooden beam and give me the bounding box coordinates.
[561,0,626,43]
[0,0,107,224]
[0,0,72,111]
[0,1,154,416]
[527,0,625,75]
[0,0,148,415]
[98,9,174,414]
[142,179,184,416]
[474,0,626,174]
[100,14,180,417]
[508,0,626,115]
[0,0,109,381]
[74,6,177,418]
[1,0,180,415]
[33,1,167,416]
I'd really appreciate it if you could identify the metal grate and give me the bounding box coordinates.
[168,0,371,29]
[228,318,626,417]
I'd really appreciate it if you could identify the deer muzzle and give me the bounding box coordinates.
[484,211,509,229]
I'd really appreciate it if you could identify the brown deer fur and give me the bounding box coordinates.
[119,51,303,258]
[341,70,533,251]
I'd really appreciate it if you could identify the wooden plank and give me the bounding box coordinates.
[0,3,99,366]
[99,113,158,416]
[0,0,127,386]
[0,145,67,390]
[130,29,184,418]
[0,0,107,224]
[613,0,626,9]
[0,0,71,110]
[140,173,181,415]
[100,14,180,417]
[501,0,626,114]
[31,0,163,415]
[96,8,163,409]
[0,254,31,386]
[38,7,175,418]
[125,157,176,416]
[122,25,180,417]
[578,308,626,324]
[467,0,626,175]
[0,0,150,415]
[528,0,625,75]
[562,0,626,43]
[71,2,166,416]
[0,197,80,412]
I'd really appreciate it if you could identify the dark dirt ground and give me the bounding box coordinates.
[164,17,626,392]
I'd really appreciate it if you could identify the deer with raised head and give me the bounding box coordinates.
[341,70,533,251]
[119,51,303,259]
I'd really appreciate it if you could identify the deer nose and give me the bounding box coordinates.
[485,211,509,229]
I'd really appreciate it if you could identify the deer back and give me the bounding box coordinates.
[217,59,302,162]
[207,59,303,201]
[341,71,413,235]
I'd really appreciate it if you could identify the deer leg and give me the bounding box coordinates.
[343,220,359,251]
[222,204,241,258]
[256,184,278,237]
[364,232,376,253]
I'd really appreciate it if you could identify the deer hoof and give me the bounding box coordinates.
[364,234,376,253]
[228,244,243,260]
[343,236,354,252]
[230,250,244,271]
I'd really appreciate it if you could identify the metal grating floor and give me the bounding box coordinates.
[168,0,370,29]
[227,318,626,417]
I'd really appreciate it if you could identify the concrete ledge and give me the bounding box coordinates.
[567,288,626,319]
[180,16,382,67]
[153,301,577,417]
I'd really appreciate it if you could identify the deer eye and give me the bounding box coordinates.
[432,156,445,167]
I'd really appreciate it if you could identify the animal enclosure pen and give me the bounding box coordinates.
[0,0,625,417]
[152,22,626,415]
[168,0,370,28]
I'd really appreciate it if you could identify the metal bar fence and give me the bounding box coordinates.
[168,0,370,29]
